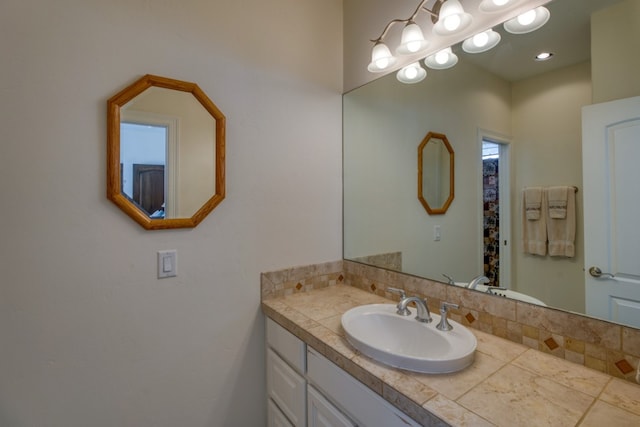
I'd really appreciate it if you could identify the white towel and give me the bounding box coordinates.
[522,188,547,256]
[547,186,576,257]
[547,186,569,219]
[524,187,543,220]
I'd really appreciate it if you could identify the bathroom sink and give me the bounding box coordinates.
[341,304,476,374]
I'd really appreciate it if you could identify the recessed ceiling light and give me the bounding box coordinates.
[535,52,554,61]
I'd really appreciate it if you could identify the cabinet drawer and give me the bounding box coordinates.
[266,318,306,373]
[307,385,356,427]
[266,348,306,427]
[307,348,421,427]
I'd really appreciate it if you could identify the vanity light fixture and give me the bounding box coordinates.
[462,28,501,53]
[504,6,551,34]
[367,0,550,82]
[397,62,428,83]
[368,0,456,73]
[424,47,458,69]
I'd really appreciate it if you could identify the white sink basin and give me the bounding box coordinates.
[341,304,477,374]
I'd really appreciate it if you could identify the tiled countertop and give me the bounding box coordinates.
[262,285,640,427]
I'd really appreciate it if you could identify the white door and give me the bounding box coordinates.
[582,96,640,327]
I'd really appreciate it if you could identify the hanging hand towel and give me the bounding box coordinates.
[546,186,576,257]
[547,186,568,219]
[522,187,547,256]
[524,187,543,220]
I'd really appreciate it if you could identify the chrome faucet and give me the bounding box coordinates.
[467,275,490,290]
[397,296,432,323]
[442,273,455,285]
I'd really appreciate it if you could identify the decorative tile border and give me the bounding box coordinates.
[261,259,640,384]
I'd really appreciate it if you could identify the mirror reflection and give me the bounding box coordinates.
[107,75,225,230]
[418,132,454,215]
[344,0,640,329]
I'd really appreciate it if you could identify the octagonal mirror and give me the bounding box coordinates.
[107,75,225,229]
[418,132,454,215]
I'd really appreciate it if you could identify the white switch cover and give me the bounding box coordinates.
[434,225,441,241]
[157,250,177,278]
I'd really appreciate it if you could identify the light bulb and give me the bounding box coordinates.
[397,62,426,84]
[407,41,422,53]
[504,6,550,34]
[375,58,389,69]
[435,51,450,65]
[444,14,461,31]
[405,66,418,79]
[473,32,489,47]
[517,10,536,26]
[493,0,509,6]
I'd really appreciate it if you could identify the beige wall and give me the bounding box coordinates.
[0,1,342,426]
[511,61,591,312]
[591,0,640,103]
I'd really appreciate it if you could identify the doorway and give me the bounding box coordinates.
[480,135,511,288]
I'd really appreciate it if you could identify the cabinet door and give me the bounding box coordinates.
[267,399,294,427]
[307,385,356,427]
[266,348,306,426]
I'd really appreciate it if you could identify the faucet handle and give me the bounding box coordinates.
[441,302,459,311]
[436,302,459,331]
[387,287,411,316]
[442,273,455,285]
[387,287,406,299]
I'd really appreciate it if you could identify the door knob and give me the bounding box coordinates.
[588,266,615,279]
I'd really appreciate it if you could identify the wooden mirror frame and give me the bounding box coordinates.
[418,131,454,215]
[107,74,225,230]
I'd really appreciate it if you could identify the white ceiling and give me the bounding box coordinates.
[458,0,622,82]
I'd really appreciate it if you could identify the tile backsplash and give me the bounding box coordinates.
[261,259,640,384]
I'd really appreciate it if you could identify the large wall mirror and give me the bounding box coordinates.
[344,0,640,330]
[107,75,225,230]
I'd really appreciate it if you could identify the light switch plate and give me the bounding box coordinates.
[157,250,177,278]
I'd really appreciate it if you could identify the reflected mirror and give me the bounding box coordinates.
[344,0,640,329]
[107,75,225,230]
[418,132,454,215]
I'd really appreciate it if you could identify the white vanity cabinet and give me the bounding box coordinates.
[266,319,307,427]
[266,318,421,427]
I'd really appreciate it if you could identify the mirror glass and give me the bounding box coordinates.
[107,75,225,230]
[418,132,454,215]
[344,0,640,329]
